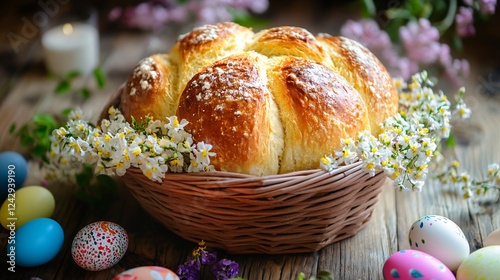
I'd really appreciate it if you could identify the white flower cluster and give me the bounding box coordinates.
[47,107,215,183]
[436,161,500,199]
[320,71,471,191]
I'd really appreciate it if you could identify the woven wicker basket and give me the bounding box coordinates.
[122,161,387,254]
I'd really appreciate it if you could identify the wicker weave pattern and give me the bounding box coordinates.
[123,161,387,254]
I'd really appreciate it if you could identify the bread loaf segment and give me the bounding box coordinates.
[268,56,370,173]
[177,52,283,176]
[250,26,327,64]
[317,35,398,135]
[170,22,254,95]
[121,54,176,122]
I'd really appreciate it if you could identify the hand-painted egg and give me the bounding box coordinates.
[409,215,469,270]
[72,221,128,271]
[484,228,500,246]
[113,266,180,280]
[0,185,55,230]
[0,151,28,200]
[456,246,500,280]
[11,218,64,267]
[383,249,455,280]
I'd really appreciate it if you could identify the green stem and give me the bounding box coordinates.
[436,0,457,34]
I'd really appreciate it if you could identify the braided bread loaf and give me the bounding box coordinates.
[117,22,398,176]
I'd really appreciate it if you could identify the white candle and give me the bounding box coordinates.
[42,22,99,76]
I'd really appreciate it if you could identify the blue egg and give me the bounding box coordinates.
[8,218,64,267]
[0,151,28,201]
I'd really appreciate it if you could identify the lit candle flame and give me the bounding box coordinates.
[62,23,73,35]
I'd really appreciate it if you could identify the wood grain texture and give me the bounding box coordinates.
[0,30,500,280]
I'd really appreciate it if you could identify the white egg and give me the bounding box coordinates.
[409,215,470,271]
[71,221,128,271]
[484,228,500,246]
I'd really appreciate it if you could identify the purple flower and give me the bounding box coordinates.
[340,19,392,50]
[212,258,240,280]
[177,259,201,280]
[455,7,476,37]
[200,249,218,265]
[109,0,269,31]
[438,44,470,87]
[479,0,497,15]
[399,18,441,65]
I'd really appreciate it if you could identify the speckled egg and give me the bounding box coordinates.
[113,266,180,280]
[409,215,469,271]
[383,249,455,280]
[71,221,128,271]
[456,246,500,280]
[484,228,500,246]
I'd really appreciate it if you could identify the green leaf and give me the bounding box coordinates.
[55,79,71,94]
[452,34,463,51]
[385,18,405,42]
[446,132,456,148]
[62,108,73,117]
[80,87,91,99]
[96,174,117,193]
[33,114,56,128]
[316,271,334,280]
[20,135,35,147]
[361,0,376,17]
[65,70,80,80]
[93,67,106,89]
[8,123,16,134]
[32,145,49,160]
[406,0,424,16]
[230,9,268,28]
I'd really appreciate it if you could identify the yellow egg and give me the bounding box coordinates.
[456,246,500,280]
[0,186,55,230]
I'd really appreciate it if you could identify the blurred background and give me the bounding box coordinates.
[1,0,499,101]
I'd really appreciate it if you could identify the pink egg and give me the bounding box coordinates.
[113,266,180,280]
[71,221,128,271]
[383,250,455,280]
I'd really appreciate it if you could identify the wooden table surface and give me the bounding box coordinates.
[1,2,500,280]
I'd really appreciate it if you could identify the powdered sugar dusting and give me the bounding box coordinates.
[289,62,333,96]
[288,60,352,109]
[188,59,265,103]
[181,24,228,45]
[341,38,379,72]
[264,26,316,43]
[341,37,384,99]
[130,57,158,95]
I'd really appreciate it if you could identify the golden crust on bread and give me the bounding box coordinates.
[115,22,398,175]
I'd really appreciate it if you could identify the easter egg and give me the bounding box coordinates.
[113,266,180,280]
[0,185,55,230]
[484,228,500,246]
[409,215,470,270]
[0,151,28,200]
[456,246,500,280]
[72,221,128,271]
[383,249,455,280]
[10,218,64,267]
